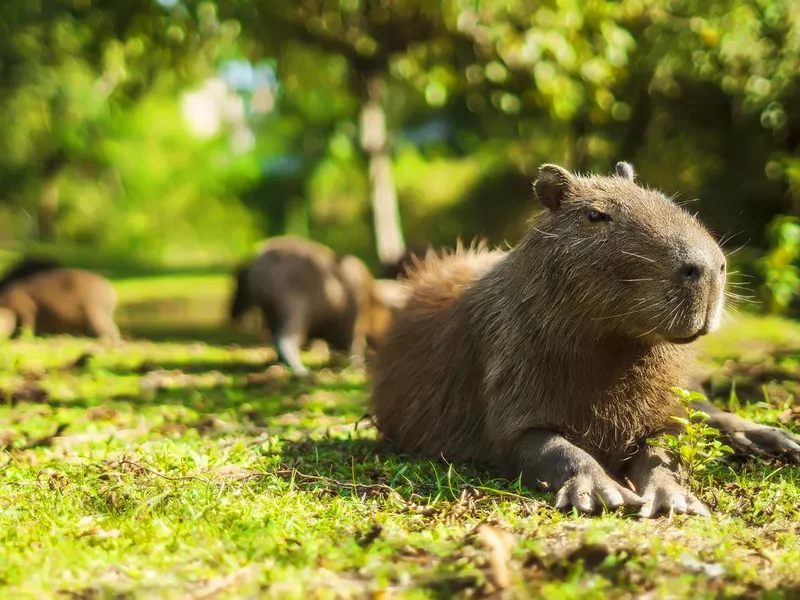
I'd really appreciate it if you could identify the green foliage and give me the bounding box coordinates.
[656,388,734,489]
[758,215,800,314]
[0,0,799,274]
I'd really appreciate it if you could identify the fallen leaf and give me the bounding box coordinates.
[679,553,726,578]
[356,521,383,547]
[85,406,119,421]
[476,522,515,591]
[186,565,256,600]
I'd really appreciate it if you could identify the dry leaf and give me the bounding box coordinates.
[476,523,515,590]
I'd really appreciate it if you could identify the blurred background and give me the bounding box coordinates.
[0,0,798,338]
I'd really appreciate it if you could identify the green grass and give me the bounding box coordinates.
[0,274,799,599]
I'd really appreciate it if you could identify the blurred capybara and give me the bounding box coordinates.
[0,257,64,291]
[229,236,405,376]
[0,257,120,341]
[371,161,739,518]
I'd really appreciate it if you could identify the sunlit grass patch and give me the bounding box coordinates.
[0,314,797,598]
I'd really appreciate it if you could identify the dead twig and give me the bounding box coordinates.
[114,458,212,486]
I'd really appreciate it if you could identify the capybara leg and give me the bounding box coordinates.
[261,304,309,376]
[688,381,799,461]
[625,444,709,518]
[514,430,644,514]
[14,302,37,338]
[86,309,121,343]
[0,308,17,338]
[349,332,367,369]
[692,399,800,463]
[275,331,309,377]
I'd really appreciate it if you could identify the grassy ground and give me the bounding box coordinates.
[1,274,800,599]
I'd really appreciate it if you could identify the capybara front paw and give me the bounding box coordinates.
[554,469,644,514]
[638,479,710,518]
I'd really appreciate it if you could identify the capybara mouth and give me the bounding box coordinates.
[667,327,708,345]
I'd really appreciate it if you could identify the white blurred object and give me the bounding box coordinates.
[181,77,253,153]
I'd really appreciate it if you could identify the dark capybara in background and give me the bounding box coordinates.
[229,236,405,376]
[370,161,800,519]
[0,256,65,294]
[0,257,120,341]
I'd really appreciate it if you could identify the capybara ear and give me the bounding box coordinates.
[534,164,575,210]
[615,161,635,181]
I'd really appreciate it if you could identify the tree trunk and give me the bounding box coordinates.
[359,75,405,265]
[36,153,67,243]
[37,178,59,242]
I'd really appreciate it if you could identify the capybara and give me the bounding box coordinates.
[0,257,64,293]
[229,236,404,376]
[370,161,800,518]
[0,258,120,341]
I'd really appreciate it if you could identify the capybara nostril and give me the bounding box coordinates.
[679,262,703,283]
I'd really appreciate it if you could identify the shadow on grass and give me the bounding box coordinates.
[704,347,800,405]
[121,325,262,347]
[34,362,369,435]
[263,435,544,511]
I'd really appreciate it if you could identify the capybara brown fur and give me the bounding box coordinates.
[0,257,64,293]
[229,236,404,376]
[0,258,120,341]
[371,161,770,518]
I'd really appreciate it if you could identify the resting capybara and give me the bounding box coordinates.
[229,236,404,376]
[0,258,120,341]
[370,161,800,518]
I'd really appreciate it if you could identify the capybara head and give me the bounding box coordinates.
[228,261,254,324]
[530,161,725,345]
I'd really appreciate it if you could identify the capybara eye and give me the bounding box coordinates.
[587,210,612,223]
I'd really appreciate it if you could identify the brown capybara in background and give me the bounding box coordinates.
[229,236,405,376]
[0,258,120,341]
[0,257,64,291]
[370,161,800,519]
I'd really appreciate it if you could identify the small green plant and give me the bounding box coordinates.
[654,388,734,489]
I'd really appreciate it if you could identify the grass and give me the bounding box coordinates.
[0,273,799,599]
